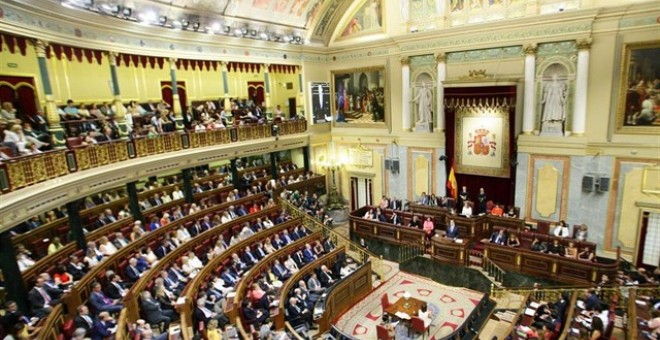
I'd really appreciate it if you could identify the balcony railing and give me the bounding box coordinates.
[0,120,307,193]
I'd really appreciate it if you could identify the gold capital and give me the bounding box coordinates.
[33,39,48,57]
[435,53,446,63]
[400,57,410,65]
[108,51,119,66]
[576,39,592,51]
[168,57,178,70]
[524,44,537,55]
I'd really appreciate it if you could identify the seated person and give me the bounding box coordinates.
[504,206,517,218]
[531,237,547,252]
[418,303,432,328]
[445,219,459,239]
[380,315,396,339]
[490,204,504,216]
[490,229,507,245]
[575,224,588,242]
[390,212,402,226]
[363,209,375,220]
[408,215,421,228]
[461,202,473,217]
[507,233,520,247]
[564,241,578,259]
[577,247,594,261]
[553,221,570,238]
[546,239,563,255]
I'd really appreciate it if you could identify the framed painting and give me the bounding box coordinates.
[615,41,660,134]
[455,104,510,178]
[331,66,386,126]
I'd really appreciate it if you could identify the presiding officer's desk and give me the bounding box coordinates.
[350,204,620,285]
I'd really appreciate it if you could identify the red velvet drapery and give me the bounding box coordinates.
[444,86,517,207]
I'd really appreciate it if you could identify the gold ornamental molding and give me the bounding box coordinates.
[459,69,494,81]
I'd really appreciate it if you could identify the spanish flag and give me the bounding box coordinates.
[447,163,458,199]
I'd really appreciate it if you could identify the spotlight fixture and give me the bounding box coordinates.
[223,25,231,34]
[193,22,201,31]
[233,28,243,36]
[294,36,301,43]
[241,26,248,35]
[282,35,291,43]
[158,15,167,25]
[100,3,120,14]
[181,20,190,29]
[250,29,257,37]
[83,0,94,6]
[122,7,132,17]
[259,32,268,40]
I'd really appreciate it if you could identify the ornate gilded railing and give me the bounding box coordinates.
[72,140,129,170]
[281,199,384,279]
[0,121,307,193]
[399,241,426,263]
[2,151,68,191]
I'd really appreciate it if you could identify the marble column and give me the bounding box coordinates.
[263,63,272,113]
[0,231,28,312]
[572,39,591,136]
[66,199,86,250]
[221,61,231,110]
[181,168,194,204]
[126,181,143,222]
[401,57,411,130]
[168,57,183,118]
[107,52,126,133]
[297,68,305,118]
[34,40,64,146]
[436,53,446,131]
[522,44,537,135]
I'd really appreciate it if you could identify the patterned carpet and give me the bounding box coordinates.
[334,271,484,339]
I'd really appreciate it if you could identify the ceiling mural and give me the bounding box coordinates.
[338,0,383,39]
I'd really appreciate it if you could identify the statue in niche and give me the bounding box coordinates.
[541,74,567,135]
[413,82,433,125]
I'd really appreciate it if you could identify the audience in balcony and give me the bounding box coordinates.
[47,237,64,255]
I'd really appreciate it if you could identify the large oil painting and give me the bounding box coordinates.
[331,67,386,125]
[616,41,660,134]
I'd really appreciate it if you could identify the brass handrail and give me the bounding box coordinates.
[280,199,385,279]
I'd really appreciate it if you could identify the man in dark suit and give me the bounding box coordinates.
[294,226,307,239]
[490,229,507,245]
[251,219,264,233]
[272,260,291,280]
[242,246,258,267]
[318,265,335,288]
[1,301,33,336]
[189,221,203,237]
[458,186,469,210]
[584,289,601,311]
[105,274,126,300]
[194,297,228,328]
[323,238,335,253]
[154,240,171,259]
[389,197,402,211]
[220,268,239,287]
[445,220,460,240]
[89,282,123,314]
[73,305,94,336]
[303,244,317,263]
[287,297,316,329]
[390,212,402,226]
[140,291,175,330]
[124,258,142,283]
[243,300,268,325]
[28,277,62,317]
[236,205,248,216]
[281,230,294,244]
[90,312,116,340]
[254,244,267,259]
[292,250,305,268]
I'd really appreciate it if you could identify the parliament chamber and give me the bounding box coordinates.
[0,0,659,339]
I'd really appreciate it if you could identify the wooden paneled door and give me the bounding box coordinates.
[350,177,372,211]
[247,82,265,107]
[160,81,187,113]
[0,75,39,121]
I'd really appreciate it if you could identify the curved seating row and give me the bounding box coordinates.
[177,223,318,339]
[275,247,346,330]
[120,205,283,325]
[122,215,308,339]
